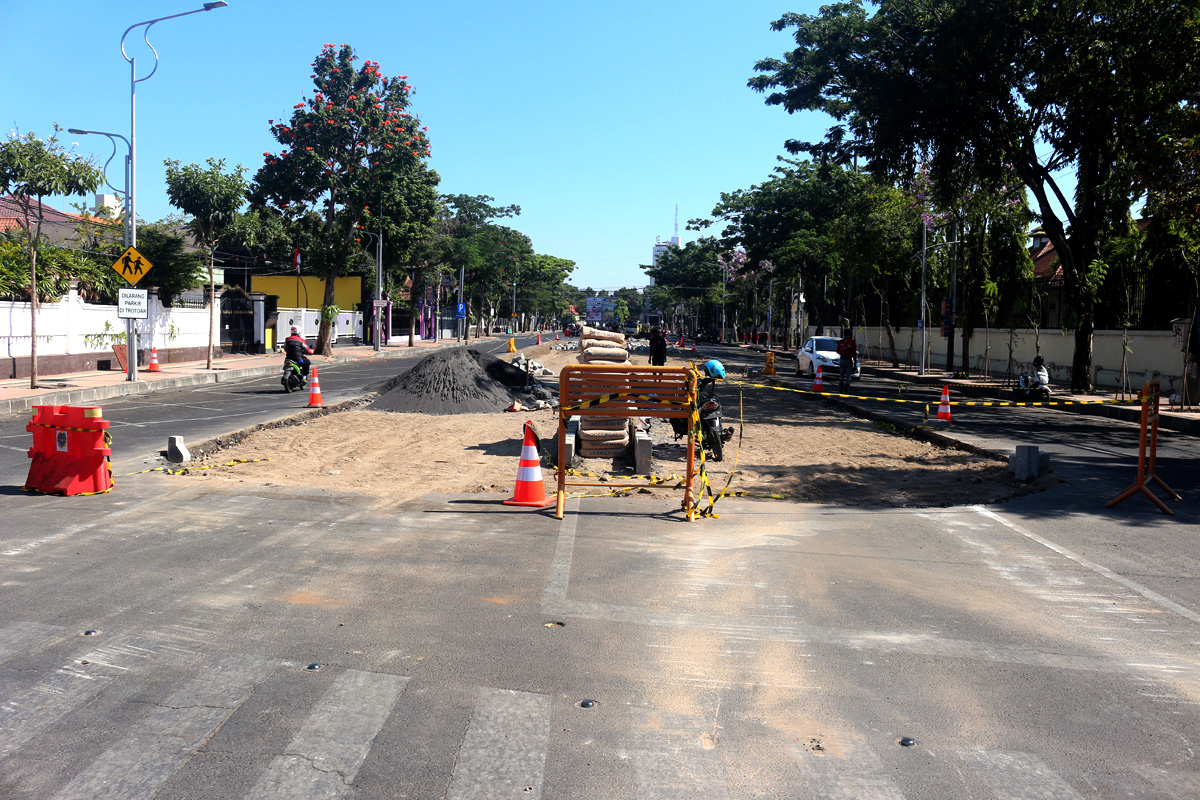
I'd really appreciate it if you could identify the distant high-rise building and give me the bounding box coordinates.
[649,206,682,286]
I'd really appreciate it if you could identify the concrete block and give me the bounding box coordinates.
[167,435,191,463]
[634,430,653,476]
[1009,444,1043,480]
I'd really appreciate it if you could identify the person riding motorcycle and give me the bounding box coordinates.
[1020,355,1049,391]
[283,326,313,380]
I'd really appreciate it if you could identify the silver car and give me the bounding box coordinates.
[796,336,860,379]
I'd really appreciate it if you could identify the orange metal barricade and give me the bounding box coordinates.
[556,365,697,520]
[1106,381,1180,514]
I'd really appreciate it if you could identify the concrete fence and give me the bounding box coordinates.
[849,325,1191,393]
[2,281,216,378]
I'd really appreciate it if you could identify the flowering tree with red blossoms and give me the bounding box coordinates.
[250,44,438,354]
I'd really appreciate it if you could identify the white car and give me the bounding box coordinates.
[796,336,860,379]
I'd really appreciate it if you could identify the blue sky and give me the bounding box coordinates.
[0,0,834,290]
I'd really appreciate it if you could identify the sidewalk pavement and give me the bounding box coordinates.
[730,342,1200,436]
[0,336,485,418]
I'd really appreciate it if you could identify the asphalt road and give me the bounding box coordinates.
[0,334,540,488]
[2,337,1199,799]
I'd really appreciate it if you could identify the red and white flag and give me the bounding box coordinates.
[292,247,301,273]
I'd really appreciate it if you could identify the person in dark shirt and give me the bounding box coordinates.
[283,326,313,379]
[648,327,668,366]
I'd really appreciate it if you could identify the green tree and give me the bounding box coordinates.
[751,0,1200,391]
[163,157,248,368]
[135,223,206,307]
[249,44,435,354]
[0,128,102,387]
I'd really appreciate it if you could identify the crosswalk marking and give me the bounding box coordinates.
[0,621,62,664]
[445,687,552,800]
[628,708,732,800]
[789,733,905,800]
[49,653,277,800]
[244,669,409,799]
[960,749,1086,800]
[0,634,181,759]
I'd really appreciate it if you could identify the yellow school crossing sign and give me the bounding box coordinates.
[110,246,154,285]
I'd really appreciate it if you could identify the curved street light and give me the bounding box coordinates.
[114,1,228,381]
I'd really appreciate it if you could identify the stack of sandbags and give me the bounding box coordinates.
[577,326,631,365]
[576,416,631,458]
[576,326,632,457]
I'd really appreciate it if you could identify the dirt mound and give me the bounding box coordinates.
[367,348,551,415]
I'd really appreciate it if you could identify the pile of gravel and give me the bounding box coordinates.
[367,349,550,415]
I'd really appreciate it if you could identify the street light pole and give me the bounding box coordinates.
[919,221,927,376]
[119,1,228,380]
[67,129,134,380]
[457,265,465,343]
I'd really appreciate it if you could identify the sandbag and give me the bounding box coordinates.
[576,353,631,365]
[578,441,629,458]
[577,427,629,442]
[579,326,625,344]
[579,416,627,431]
[580,344,629,361]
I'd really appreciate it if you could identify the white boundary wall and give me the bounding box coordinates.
[850,325,1189,392]
[1,282,213,359]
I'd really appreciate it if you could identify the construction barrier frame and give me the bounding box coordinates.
[556,365,697,520]
[1106,381,1181,515]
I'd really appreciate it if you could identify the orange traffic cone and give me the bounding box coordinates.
[307,367,324,407]
[679,335,685,347]
[813,364,824,393]
[504,421,553,507]
[937,385,952,423]
[691,342,697,353]
[147,346,161,372]
[537,332,542,345]
[555,331,561,340]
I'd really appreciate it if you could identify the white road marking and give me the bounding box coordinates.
[960,749,1086,800]
[789,733,906,800]
[0,634,183,758]
[1,493,164,557]
[628,707,732,799]
[50,653,277,800]
[244,669,409,799]
[0,621,62,663]
[541,497,579,607]
[445,687,552,800]
[972,507,1200,625]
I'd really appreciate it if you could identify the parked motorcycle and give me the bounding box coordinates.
[670,374,735,462]
[281,359,307,393]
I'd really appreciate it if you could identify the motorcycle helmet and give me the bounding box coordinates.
[1033,355,1045,367]
[703,359,726,380]
[291,326,300,334]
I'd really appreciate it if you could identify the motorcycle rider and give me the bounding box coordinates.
[284,326,313,381]
[1020,355,1049,392]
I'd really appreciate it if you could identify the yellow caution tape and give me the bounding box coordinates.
[724,381,1141,408]
[122,457,271,477]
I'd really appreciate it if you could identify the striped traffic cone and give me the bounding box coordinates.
[147,347,161,372]
[307,367,324,407]
[503,421,553,507]
[813,364,824,393]
[937,385,952,424]
[555,331,560,340]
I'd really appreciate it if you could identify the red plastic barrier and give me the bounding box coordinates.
[25,405,113,496]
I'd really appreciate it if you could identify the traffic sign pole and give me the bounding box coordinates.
[110,246,155,382]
